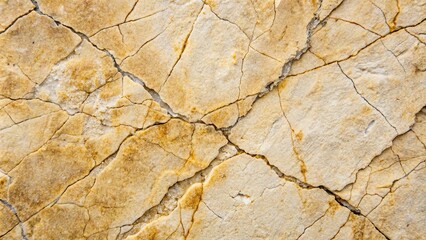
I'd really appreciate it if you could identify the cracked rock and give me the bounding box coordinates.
[0,0,425,239]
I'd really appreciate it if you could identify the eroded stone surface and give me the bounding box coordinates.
[0,0,425,239]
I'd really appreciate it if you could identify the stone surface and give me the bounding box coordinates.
[0,0,33,32]
[230,63,397,190]
[0,0,425,239]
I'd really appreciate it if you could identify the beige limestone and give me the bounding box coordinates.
[128,154,385,239]
[0,201,18,237]
[0,0,425,239]
[367,162,426,240]
[339,29,426,134]
[230,63,397,190]
[0,12,81,85]
[36,0,137,36]
[335,109,426,214]
[0,0,33,32]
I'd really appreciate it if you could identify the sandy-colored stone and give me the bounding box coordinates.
[0,0,34,32]
[230,63,396,190]
[82,119,226,236]
[120,0,321,127]
[0,201,19,237]
[335,109,426,215]
[1,112,133,222]
[11,119,227,238]
[0,99,69,172]
[119,0,203,88]
[333,213,387,240]
[407,20,426,44]
[329,0,391,36]
[1,0,424,239]
[126,183,203,240]
[83,76,170,129]
[368,162,426,239]
[128,154,384,239]
[37,0,137,36]
[158,4,249,121]
[35,40,117,114]
[339,29,426,133]
[412,108,426,144]
[201,96,256,129]
[397,0,426,28]
[319,0,344,21]
[310,18,379,64]
[24,203,89,240]
[0,12,81,84]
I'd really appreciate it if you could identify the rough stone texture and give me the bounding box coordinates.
[0,0,425,239]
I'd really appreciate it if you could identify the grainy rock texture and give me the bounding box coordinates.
[0,0,425,239]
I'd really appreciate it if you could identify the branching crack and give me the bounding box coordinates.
[0,199,28,240]
[159,4,204,93]
[225,139,363,216]
[0,10,34,35]
[337,62,398,133]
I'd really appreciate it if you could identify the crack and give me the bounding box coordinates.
[5,120,179,236]
[225,139,363,216]
[337,62,398,133]
[201,200,222,219]
[276,90,308,181]
[0,9,34,35]
[200,93,259,127]
[119,24,169,64]
[258,183,286,199]
[118,143,236,239]
[405,29,426,45]
[0,95,69,115]
[28,0,186,123]
[0,199,28,240]
[15,63,37,85]
[202,0,251,39]
[249,45,282,63]
[412,129,426,149]
[184,185,203,240]
[319,0,345,22]
[391,0,401,31]
[29,0,324,134]
[337,105,426,197]
[272,0,323,89]
[368,0,392,32]
[329,17,382,36]
[365,160,425,216]
[0,109,62,132]
[330,214,350,240]
[366,216,391,240]
[6,114,70,174]
[236,25,256,110]
[380,40,407,74]
[90,8,169,38]
[390,147,407,175]
[308,49,326,63]
[50,131,135,207]
[158,4,204,93]
[296,205,333,240]
[288,18,426,78]
[206,0,324,131]
[124,0,139,22]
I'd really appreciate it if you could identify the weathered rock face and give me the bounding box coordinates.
[0,0,425,239]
